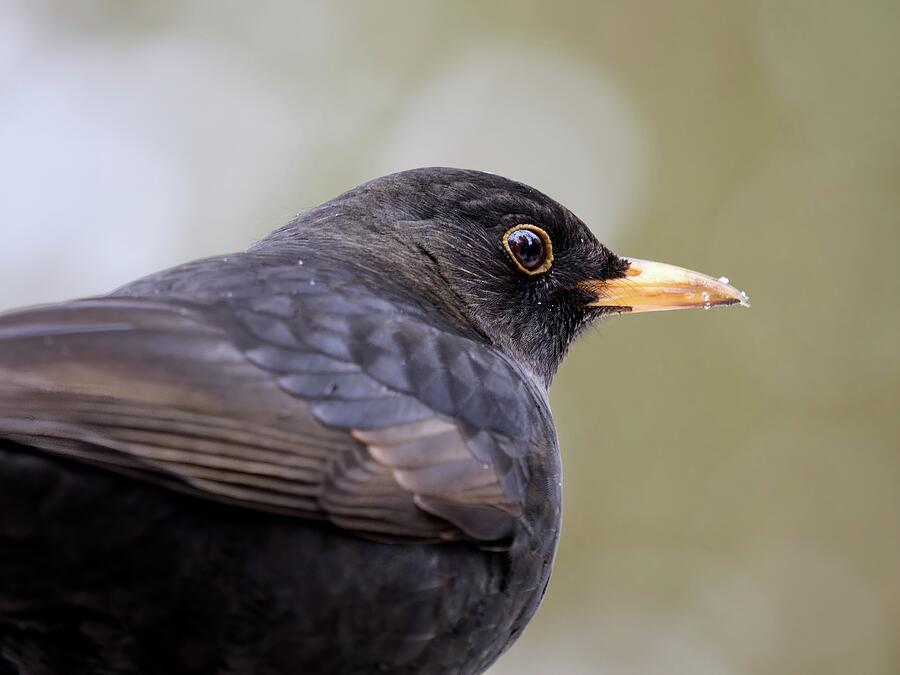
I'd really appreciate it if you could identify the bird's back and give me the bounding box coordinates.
[0,249,562,674]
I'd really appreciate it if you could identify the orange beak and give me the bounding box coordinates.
[581,258,750,314]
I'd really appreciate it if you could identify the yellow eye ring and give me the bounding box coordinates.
[502,224,554,275]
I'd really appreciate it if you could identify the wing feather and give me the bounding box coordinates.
[0,282,533,543]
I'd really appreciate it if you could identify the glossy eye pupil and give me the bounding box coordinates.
[507,229,545,270]
[502,224,554,275]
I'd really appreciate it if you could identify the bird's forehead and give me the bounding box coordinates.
[323,168,610,265]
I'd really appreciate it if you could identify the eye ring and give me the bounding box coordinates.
[502,224,554,275]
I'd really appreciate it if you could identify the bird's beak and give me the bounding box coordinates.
[581,258,750,314]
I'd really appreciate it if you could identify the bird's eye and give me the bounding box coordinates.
[502,224,554,275]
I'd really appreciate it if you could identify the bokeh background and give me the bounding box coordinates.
[1,2,898,673]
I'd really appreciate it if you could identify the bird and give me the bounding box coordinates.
[0,167,748,674]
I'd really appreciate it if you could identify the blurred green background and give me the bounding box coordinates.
[1,2,897,673]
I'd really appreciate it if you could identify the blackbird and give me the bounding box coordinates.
[0,168,748,674]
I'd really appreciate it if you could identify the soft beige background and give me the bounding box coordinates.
[1,2,897,674]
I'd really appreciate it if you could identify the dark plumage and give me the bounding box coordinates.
[0,168,747,674]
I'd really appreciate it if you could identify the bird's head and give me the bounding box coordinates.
[264,168,749,386]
